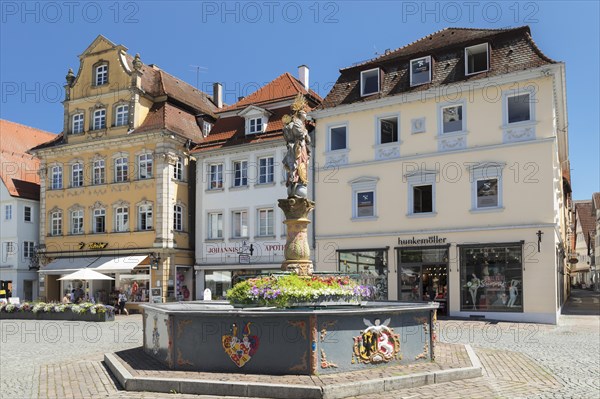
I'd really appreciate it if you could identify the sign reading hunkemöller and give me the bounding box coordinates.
[397,236,447,245]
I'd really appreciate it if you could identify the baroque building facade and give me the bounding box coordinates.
[30,36,217,307]
[311,27,571,323]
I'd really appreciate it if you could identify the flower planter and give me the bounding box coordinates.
[0,311,114,322]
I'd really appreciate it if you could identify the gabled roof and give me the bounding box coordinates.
[0,119,56,200]
[123,55,218,118]
[575,201,595,248]
[192,72,322,153]
[321,26,556,109]
[219,73,322,113]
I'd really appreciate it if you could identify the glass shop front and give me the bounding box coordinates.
[337,248,389,300]
[397,246,449,314]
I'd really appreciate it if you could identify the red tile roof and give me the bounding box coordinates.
[192,73,321,153]
[219,73,322,112]
[575,201,595,249]
[322,26,556,109]
[124,55,218,118]
[0,119,56,200]
[136,102,203,140]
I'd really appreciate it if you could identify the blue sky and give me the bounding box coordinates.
[1,1,598,200]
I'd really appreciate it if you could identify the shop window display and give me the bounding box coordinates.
[114,269,150,303]
[459,244,523,312]
[338,249,388,300]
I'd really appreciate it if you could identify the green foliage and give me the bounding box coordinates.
[226,274,372,308]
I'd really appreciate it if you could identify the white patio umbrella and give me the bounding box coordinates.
[58,268,114,281]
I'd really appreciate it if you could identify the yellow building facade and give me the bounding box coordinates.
[311,27,571,324]
[31,36,217,308]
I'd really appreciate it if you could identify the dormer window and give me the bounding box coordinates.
[410,56,432,86]
[71,113,84,134]
[93,109,106,130]
[360,68,380,96]
[203,121,213,136]
[239,106,270,136]
[95,64,108,85]
[465,43,489,75]
[249,117,262,134]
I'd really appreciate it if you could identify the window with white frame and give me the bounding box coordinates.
[138,153,153,179]
[4,205,12,220]
[258,157,274,184]
[93,109,106,130]
[51,165,63,190]
[356,192,375,217]
[23,241,34,259]
[4,242,15,259]
[465,43,489,75]
[71,163,84,187]
[360,68,380,96]
[95,64,108,85]
[115,206,129,232]
[115,157,128,182]
[378,116,399,144]
[93,208,106,233]
[203,121,213,136]
[469,163,504,210]
[71,209,83,234]
[138,204,153,230]
[410,56,432,86]
[208,212,223,239]
[350,177,378,219]
[50,211,62,236]
[506,93,532,124]
[173,205,183,231]
[115,104,129,127]
[72,113,84,134]
[257,208,274,236]
[406,172,437,215]
[24,206,32,222]
[208,163,223,189]
[441,104,464,134]
[93,159,105,185]
[174,156,184,181]
[248,117,262,134]
[233,160,248,187]
[232,210,248,238]
[329,125,347,151]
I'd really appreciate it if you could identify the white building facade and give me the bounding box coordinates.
[193,72,321,299]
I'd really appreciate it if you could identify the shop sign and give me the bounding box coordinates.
[78,242,108,250]
[397,236,447,246]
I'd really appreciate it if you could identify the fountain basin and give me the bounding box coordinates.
[142,301,438,375]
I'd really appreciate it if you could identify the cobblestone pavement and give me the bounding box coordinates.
[1,289,598,399]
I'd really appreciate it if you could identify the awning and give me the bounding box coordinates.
[89,255,148,272]
[40,255,148,274]
[40,257,98,274]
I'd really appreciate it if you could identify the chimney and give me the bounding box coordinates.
[213,82,223,108]
[298,65,309,91]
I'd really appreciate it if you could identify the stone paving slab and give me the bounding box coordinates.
[105,342,479,398]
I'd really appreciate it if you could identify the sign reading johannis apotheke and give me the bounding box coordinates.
[397,236,447,245]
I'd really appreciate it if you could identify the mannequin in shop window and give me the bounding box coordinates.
[468,273,481,310]
[507,279,520,307]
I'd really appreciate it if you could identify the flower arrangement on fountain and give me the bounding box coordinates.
[227,274,373,307]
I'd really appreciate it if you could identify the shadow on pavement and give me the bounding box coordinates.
[561,289,600,316]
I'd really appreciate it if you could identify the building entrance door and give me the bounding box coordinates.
[397,246,449,315]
